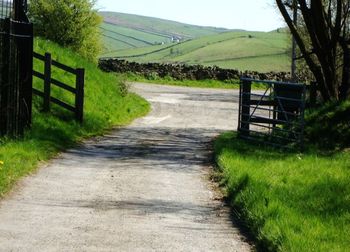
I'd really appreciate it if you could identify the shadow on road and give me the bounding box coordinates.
[63,127,222,170]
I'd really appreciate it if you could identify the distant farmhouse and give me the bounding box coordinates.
[171,36,182,43]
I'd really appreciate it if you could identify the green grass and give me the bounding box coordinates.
[106,30,290,72]
[202,53,290,73]
[122,72,240,89]
[214,132,350,251]
[173,34,286,62]
[0,38,150,198]
[122,72,271,90]
[304,100,350,149]
[120,72,274,90]
[102,44,169,58]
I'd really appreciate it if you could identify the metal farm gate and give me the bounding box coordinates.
[0,0,33,136]
[238,78,306,150]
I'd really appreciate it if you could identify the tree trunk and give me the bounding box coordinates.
[340,43,350,100]
[276,0,350,102]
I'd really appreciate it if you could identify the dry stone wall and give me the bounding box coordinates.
[99,58,302,82]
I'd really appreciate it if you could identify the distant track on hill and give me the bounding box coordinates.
[100,42,185,59]
[100,26,154,46]
[101,34,138,48]
[132,27,175,39]
[103,21,176,39]
[202,52,287,63]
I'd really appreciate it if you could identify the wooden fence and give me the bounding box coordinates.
[32,52,85,123]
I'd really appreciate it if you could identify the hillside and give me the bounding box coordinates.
[99,12,229,54]
[102,30,291,72]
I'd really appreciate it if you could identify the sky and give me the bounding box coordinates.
[96,0,285,32]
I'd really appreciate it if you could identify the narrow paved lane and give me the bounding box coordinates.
[0,83,251,251]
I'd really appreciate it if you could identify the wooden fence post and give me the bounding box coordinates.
[75,68,85,123]
[43,53,51,112]
[240,79,251,136]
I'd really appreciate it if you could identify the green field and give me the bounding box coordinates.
[100,22,170,53]
[100,11,227,39]
[99,13,291,72]
[106,31,290,72]
[0,38,150,198]
[99,11,228,55]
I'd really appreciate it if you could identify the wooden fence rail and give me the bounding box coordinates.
[32,52,85,123]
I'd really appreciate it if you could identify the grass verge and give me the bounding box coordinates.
[121,72,270,90]
[304,100,350,150]
[120,72,241,89]
[214,132,350,251]
[0,38,150,198]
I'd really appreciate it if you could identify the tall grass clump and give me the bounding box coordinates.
[305,100,350,149]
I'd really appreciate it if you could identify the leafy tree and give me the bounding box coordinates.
[276,0,350,101]
[29,0,102,61]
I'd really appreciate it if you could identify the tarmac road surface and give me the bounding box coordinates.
[0,83,251,251]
